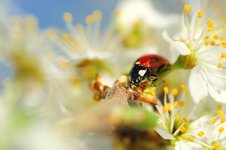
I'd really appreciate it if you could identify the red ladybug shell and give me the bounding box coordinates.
[136,54,170,69]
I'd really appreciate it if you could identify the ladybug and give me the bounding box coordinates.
[129,54,171,88]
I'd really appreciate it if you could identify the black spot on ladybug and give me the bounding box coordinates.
[152,57,159,62]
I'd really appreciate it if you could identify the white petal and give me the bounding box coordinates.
[189,66,208,103]
[162,31,190,63]
[162,31,179,63]
[175,141,202,150]
[155,127,175,140]
[162,31,172,43]
[198,47,225,62]
[198,48,226,89]
[162,31,190,55]
[187,116,211,137]
[188,116,209,130]
[204,67,226,89]
[208,85,226,103]
[172,41,191,55]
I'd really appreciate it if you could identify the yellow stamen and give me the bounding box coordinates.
[174,102,178,108]
[180,126,187,133]
[179,101,185,107]
[214,34,220,40]
[171,88,178,96]
[197,10,204,18]
[210,40,215,46]
[217,63,223,69]
[220,117,225,123]
[222,41,226,45]
[61,33,70,42]
[207,19,213,26]
[217,110,224,117]
[204,39,209,46]
[208,26,215,32]
[163,86,169,94]
[166,103,171,110]
[175,114,180,122]
[222,42,226,48]
[210,118,216,124]
[85,15,94,24]
[63,12,73,22]
[221,53,226,59]
[214,142,221,149]
[197,131,205,137]
[163,106,169,113]
[217,104,223,110]
[180,83,185,91]
[184,4,191,14]
[207,19,215,32]
[183,118,188,123]
[219,127,224,133]
[187,137,194,142]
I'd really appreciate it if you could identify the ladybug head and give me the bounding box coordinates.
[129,54,171,88]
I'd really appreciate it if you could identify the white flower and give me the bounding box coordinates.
[164,1,226,103]
[49,10,121,62]
[174,105,226,150]
[115,0,180,54]
[48,10,127,86]
[154,85,226,149]
[0,16,84,116]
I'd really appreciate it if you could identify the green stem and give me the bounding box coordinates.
[154,57,184,86]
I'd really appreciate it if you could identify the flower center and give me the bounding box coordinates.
[175,51,198,70]
[156,86,190,138]
[179,54,197,69]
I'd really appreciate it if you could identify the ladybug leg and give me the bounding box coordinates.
[145,68,158,83]
[136,80,151,92]
[147,74,158,84]
[90,74,157,105]
[126,88,157,105]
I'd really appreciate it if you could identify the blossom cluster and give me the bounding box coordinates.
[0,0,226,150]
